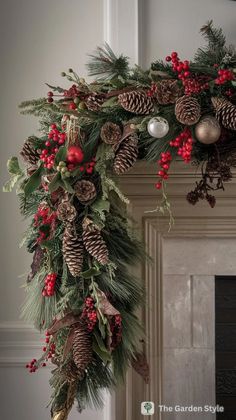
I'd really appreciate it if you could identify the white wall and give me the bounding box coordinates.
[0,1,104,419]
[142,0,236,65]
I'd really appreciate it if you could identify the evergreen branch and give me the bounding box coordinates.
[87,43,130,81]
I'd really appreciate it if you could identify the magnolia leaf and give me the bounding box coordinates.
[3,174,23,192]
[24,165,44,197]
[55,146,67,165]
[81,266,101,279]
[7,156,23,175]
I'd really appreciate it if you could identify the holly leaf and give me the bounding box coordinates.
[55,146,67,165]
[81,266,101,279]
[24,165,44,197]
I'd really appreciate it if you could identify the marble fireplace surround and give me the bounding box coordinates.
[116,162,236,420]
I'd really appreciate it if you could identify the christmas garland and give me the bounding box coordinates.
[4,21,236,419]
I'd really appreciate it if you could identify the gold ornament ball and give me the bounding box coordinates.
[195,116,221,144]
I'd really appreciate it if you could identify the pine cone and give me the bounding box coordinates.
[85,92,106,111]
[82,218,109,265]
[113,135,138,174]
[20,138,40,165]
[100,122,122,145]
[57,201,77,222]
[72,323,93,376]
[211,97,236,131]
[156,79,183,105]
[74,180,96,204]
[61,360,80,382]
[175,95,201,125]
[118,91,154,115]
[62,225,84,277]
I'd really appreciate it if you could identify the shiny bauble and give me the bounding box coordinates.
[195,116,221,144]
[147,117,169,138]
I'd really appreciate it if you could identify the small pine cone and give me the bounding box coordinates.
[211,97,236,131]
[100,122,122,145]
[156,79,183,105]
[175,95,201,125]
[72,323,93,376]
[113,135,138,174]
[57,201,77,222]
[74,180,96,204]
[20,138,40,165]
[82,218,109,265]
[61,360,80,382]
[62,225,84,277]
[118,91,154,115]
[85,92,106,111]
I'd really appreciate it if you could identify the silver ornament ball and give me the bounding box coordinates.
[195,116,221,144]
[147,117,169,138]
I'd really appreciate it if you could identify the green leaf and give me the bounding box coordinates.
[91,198,110,214]
[48,173,61,192]
[92,330,111,363]
[55,146,67,165]
[92,340,111,364]
[7,157,23,175]
[232,81,236,87]
[81,266,101,279]
[62,179,74,193]
[24,165,44,197]
[3,174,22,192]
[101,97,118,108]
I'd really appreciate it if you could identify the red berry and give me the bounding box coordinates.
[165,56,171,62]
[69,102,77,110]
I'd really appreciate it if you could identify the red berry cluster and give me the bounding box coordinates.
[155,151,172,190]
[215,69,234,85]
[40,124,66,169]
[82,297,98,331]
[34,205,57,243]
[183,77,209,95]
[170,128,193,163]
[155,129,193,190]
[64,84,80,98]
[66,146,96,175]
[26,332,52,373]
[47,91,54,103]
[110,314,122,350]
[42,273,57,297]
[166,52,190,80]
[147,82,158,97]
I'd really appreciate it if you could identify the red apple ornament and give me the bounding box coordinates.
[67,146,84,164]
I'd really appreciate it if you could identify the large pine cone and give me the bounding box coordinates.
[20,138,40,165]
[113,134,138,174]
[85,92,106,111]
[72,323,93,375]
[74,180,96,204]
[118,91,154,115]
[175,95,201,125]
[156,79,183,105]
[82,218,109,265]
[211,97,236,131]
[100,122,122,145]
[62,225,84,277]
